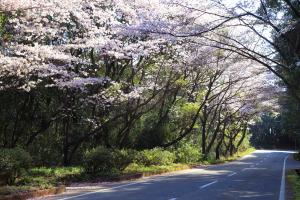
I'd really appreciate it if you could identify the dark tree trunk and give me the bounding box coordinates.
[62,118,70,166]
[229,138,235,156]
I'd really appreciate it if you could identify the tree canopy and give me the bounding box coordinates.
[0,0,299,166]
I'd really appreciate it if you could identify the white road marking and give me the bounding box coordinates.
[168,198,177,200]
[242,168,254,171]
[279,155,289,200]
[57,182,141,200]
[199,180,218,189]
[227,172,237,177]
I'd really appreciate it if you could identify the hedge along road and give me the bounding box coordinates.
[36,150,300,200]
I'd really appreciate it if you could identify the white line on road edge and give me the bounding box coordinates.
[199,180,218,189]
[57,182,140,200]
[279,155,289,200]
[227,172,237,177]
[168,198,177,200]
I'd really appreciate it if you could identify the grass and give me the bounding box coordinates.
[21,167,83,188]
[222,147,256,161]
[124,148,256,174]
[0,167,83,196]
[0,147,255,196]
[0,164,190,196]
[124,163,190,175]
[200,147,256,165]
[287,170,300,200]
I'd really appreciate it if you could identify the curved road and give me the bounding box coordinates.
[37,150,300,200]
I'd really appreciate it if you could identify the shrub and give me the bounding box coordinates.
[135,121,172,149]
[134,148,176,166]
[175,144,201,164]
[0,147,32,185]
[83,146,134,174]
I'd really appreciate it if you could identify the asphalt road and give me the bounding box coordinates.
[37,150,300,200]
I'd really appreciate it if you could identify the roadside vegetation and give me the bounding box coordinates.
[287,170,300,200]
[0,0,300,199]
[287,153,300,200]
[0,146,254,196]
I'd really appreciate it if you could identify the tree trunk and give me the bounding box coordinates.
[62,118,70,166]
[201,105,207,159]
[229,138,235,156]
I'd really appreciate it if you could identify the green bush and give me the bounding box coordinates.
[83,146,133,174]
[0,147,32,185]
[175,144,201,164]
[134,148,175,166]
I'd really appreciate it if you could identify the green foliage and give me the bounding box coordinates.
[134,148,176,166]
[238,134,251,152]
[0,148,32,185]
[180,103,200,117]
[0,13,7,39]
[28,166,82,178]
[200,147,255,164]
[171,102,201,129]
[287,170,300,200]
[135,116,173,149]
[124,163,189,174]
[175,143,201,164]
[280,94,300,150]
[0,147,255,196]
[18,167,83,188]
[250,112,294,148]
[83,146,133,174]
[174,78,188,87]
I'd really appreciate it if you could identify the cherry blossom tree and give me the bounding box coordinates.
[0,0,281,164]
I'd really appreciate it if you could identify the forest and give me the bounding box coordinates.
[0,0,299,193]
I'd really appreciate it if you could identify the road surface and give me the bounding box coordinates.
[36,150,300,200]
